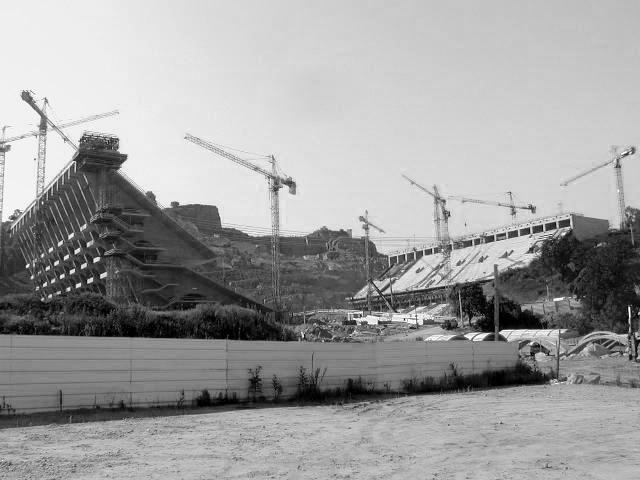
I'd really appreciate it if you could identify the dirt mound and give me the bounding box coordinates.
[577,342,611,358]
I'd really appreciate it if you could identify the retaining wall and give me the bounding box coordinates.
[0,335,518,413]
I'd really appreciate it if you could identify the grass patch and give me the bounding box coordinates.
[402,361,550,394]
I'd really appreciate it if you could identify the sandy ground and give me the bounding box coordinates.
[383,325,448,341]
[1,384,639,479]
[540,356,640,386]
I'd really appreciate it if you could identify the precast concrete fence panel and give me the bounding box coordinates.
[0,335,518,414]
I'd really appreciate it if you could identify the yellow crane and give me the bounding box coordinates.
[184,133,296,311]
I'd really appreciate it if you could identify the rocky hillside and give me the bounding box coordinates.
[166,205,386,311]
[0,222,32,296]
[0,208,386,311]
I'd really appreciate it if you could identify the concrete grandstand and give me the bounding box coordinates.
[350,213,608,310]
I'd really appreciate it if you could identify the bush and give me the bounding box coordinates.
[195,389,212,407]
[345,376,375,395]
[248,366,263,401]
[296,366,327,401]
[271,374,283,402]
[0,294,296,340]
[401,361,549,394]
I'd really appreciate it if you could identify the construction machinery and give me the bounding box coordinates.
[0,108,118,268]
[359,210,385,313]
[184,133,296,311]
[18,91,119,196]
[401,174,452,277]
[560,146,636,230]
[447,192,536,221]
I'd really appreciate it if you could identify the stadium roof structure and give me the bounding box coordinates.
[350,213,609,310]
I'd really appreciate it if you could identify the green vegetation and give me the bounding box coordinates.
[448,282,543,332]
[527,234,639,333]
[0,293,296,340]
[402,361,549,394]
[451,231,640,334]
[295,365,327,401]
[248,366,264,401]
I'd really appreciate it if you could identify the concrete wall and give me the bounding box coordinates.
[572,215,609,241]
[113,176,215,264]
[0,335,518,414]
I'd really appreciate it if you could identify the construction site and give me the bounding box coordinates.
[0,89,638,327]
[4,3,640,479]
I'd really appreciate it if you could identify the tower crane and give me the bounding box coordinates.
[560,146,636,230]
[358,210,385,313]
[401,174,452,277]
[447,193,536,220]
[19,90,119,196]
[0,109,119,267]
[184,133,296,311]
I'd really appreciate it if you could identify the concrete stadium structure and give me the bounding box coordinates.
[350,213,609,310]
[9,132,269,311]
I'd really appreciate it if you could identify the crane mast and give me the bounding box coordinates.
[269,157,282,307]
[21,90,106,197]
[185,133,296,311]
[0,127,9,268]
[0,108,118,271]
[402,174,451,277]
[359,210,385,313]
[560,146,635,230]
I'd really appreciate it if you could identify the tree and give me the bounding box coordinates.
[8,209,22,221]
[570,237,640,332]
[170,201,180,208]
[476,297,543,332]
[539,234,581,281]
[448,283,488,326]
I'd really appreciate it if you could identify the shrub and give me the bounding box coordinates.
[195,389,212,407]
[296,366,327,401]
[248,366,263,401]
[345,376,375,395]
[401,361,549,394]
[271,374,283,402]
[0,294,296,340]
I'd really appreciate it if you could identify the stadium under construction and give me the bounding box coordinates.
[8,132,270,312]
[349,213,609,310]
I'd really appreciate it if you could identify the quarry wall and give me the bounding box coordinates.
[164,204,222,235]
[0,335,517,414]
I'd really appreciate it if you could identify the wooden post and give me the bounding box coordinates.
[629,306,635,361]
[493,264,499,341]
[556,328,561,379]
[458,289,464,325]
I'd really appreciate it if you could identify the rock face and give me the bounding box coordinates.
[165,204,222,235]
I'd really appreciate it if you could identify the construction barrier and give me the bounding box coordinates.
[0,335,518,413]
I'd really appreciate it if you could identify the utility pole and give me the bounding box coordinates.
[556,327,561,379]
[493,264,499,341]
[359,210,385,314]
[629,306,636,361]
[458,288,464,325]
[626,209,636,247]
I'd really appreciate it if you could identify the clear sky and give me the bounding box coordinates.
[2,0,639,253]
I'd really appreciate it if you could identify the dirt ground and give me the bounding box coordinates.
[539,355,640,386]
[1,384,639,479]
